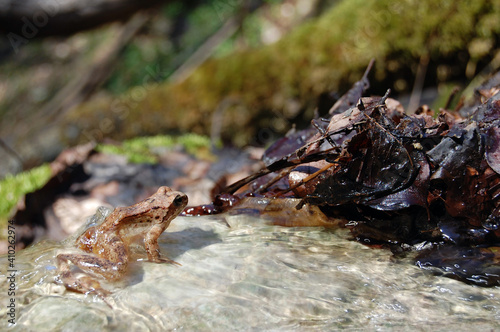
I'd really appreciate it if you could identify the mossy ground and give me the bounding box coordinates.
[97,133,213,163]
[0,164,52,237]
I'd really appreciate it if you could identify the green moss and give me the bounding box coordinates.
[65,0,500,146]
[0,164,52,233]
[97,133,212,164]
[96,144,157,164]
[177,133,213,156]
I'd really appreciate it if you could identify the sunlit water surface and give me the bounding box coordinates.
[1,213,499,331]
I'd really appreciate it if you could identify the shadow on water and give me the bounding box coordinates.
[160,227,223,257]
[126,226,223,286]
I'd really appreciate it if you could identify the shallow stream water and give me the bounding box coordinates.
[1,213,499,331]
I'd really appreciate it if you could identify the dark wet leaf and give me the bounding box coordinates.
[308,116,415,206]
[263,127,317,167]
[428,123,482,179]
[367,150,429,211]
[485,126,500,175]
[416,246,500,287]
[328,59,374,115]
[472,96,500,124]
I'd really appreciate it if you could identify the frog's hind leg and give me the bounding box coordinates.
[57,253,128,280]
[57,264,111,298]
[56,253,127,301]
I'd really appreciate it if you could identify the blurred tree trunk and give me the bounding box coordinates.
[0,0,172,37]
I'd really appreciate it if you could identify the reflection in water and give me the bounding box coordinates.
[1,214,499,330]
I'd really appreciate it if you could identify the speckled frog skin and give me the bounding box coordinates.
[56,186,188,298]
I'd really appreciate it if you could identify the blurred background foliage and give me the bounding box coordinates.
[0,0,499,178]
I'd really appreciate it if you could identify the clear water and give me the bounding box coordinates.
[1,213,499,331]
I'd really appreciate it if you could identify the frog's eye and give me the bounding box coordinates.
[173,195,186,207]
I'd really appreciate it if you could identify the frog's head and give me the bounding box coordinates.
[111,186,188,228]
[158,186,188,220]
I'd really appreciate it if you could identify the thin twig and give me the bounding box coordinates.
[408,53,429,113]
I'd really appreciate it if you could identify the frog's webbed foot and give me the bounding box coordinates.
[150,256,182,266]
[146,246,181,265]
[56,268,113,307]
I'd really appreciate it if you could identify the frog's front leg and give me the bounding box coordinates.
[144,223,180,265]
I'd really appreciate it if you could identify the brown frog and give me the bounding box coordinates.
[56,186,188,300]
